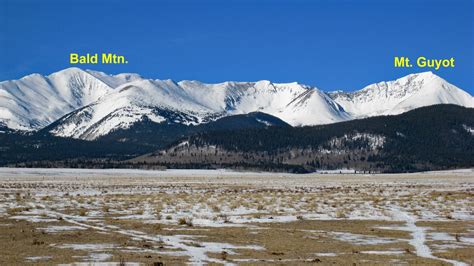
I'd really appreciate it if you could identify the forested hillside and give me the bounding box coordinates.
[135,105,474,173]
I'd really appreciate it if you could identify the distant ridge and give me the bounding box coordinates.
[1,68,472,140]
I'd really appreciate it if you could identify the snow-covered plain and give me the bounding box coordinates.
[0,169,472,265]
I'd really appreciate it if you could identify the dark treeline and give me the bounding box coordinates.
[2,105,473,173]
[161,105,474,172]
[0,112,287,166]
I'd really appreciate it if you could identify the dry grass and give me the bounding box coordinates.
[0,172,472,265]
[178,217,193,227]
[6,206,30,215]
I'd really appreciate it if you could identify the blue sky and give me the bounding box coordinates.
[1,0,473,93]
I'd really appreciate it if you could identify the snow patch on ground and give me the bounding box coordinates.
[56,243,118,251]
[38,225,87,233]
[330,231,399,245]
[389,206,468,266]
[360,250,405,255]
[25,256,53,261]
[314,252,337,256]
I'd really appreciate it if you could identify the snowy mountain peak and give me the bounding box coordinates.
[0,67,113,131]
[0,68,472,139]
[50,66,85,75]
[330,72,473,117]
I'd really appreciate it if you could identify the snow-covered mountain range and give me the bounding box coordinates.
[1,67,472,140]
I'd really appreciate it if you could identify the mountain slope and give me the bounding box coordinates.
[0,68,112,131]
[282,88,350,126]
[85,70,143,88]
[2,105,472,172]
[48,79,341,140]
[47,79,216,140]
[1,68,472,139]
[134,105,474,173]
[0,112,288,166]
[329,72,474,117]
